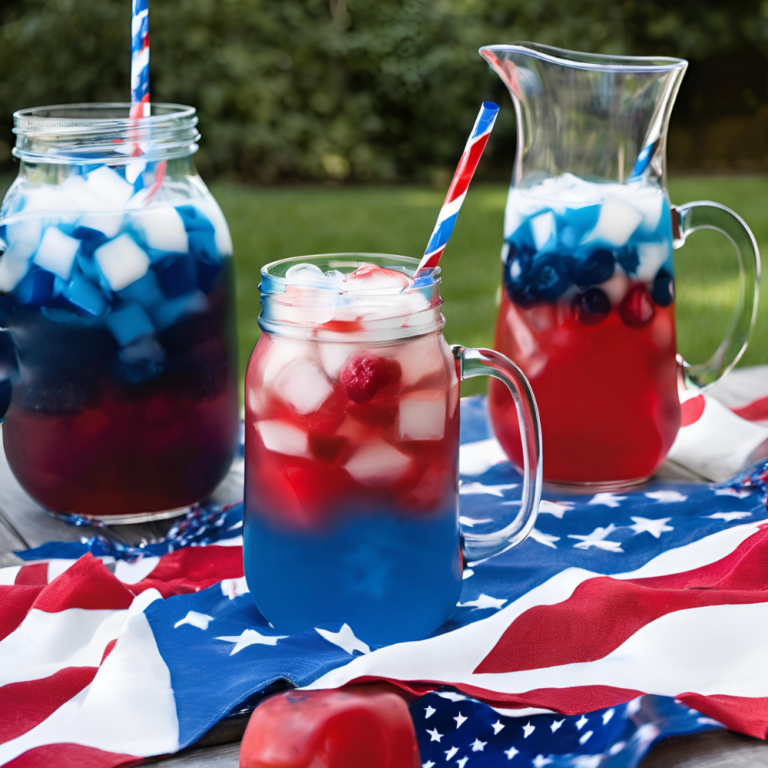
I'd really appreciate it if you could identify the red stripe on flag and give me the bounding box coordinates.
[33,555,134,613]
[4,744,141,768]
[732,395,768,423]
[0,585,45,642]
[130,544,244,598]
[678,692,768,740]
[443,134,491,205]
[14,565,48,587]
[475,528,768,675]
[0,667,98,744]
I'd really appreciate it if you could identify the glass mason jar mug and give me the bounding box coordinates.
[244,255,542,646]
[481,44,761,489]
[0,104,240,521]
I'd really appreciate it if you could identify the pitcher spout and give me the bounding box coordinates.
[480,43,687,184]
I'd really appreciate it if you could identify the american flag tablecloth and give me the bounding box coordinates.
[2,371,768,767]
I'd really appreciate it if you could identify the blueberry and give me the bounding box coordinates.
[529,252,570,301]
[651,268,674,307]
[570,249,615,286]
[573,287,611,326]
[616,247,640,275]
[503,246,535,305]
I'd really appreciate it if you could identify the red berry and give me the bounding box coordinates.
[619,285,655,328]
[340,353,402,403]
[346,264,410,289]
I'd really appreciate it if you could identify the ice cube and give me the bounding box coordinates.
[131,207,189,254]
[345,264,410,292]
[257,420,310,458]
[390,335,448,389]
[154,255,197,297]
[343,440,412,487]
[630,190,665,233]
[0,253,30,293]
[276,359,334,415]
[125,160,146,185]
[85,167,135,211]
[76,213,124,241]
[635,242,672,282]
[33,227,80,280]
[261,338,309,386]
[398,390,447,441]
[530,210,556,251]
[106,303,154,346]
[285,263,329,286]
[582,200,643,248]
[150,290,208,330]
[19,186,62,214]
[95,233,150,291]
[598,268,629,305]
[59,176,106,212]
[319,343,359,380]
[61,272,108,316]
[6,218,43,260]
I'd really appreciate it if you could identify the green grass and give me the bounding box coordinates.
[213,176,768,395]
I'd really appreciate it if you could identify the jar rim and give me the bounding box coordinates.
[12,103,200,165]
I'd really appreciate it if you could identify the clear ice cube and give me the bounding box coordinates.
[398,390,447,441]
[257,420,311,458]
[343,440,412,487]
[276,359,334,415]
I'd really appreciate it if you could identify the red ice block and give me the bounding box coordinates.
[239,688,421,768]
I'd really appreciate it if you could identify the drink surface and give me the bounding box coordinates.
[489,175,681,485]
[244,261,463,645]
[0,165,239,515]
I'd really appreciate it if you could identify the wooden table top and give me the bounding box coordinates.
[0,428,762,767]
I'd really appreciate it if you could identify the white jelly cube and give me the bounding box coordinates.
[78,213,124,239]
[60,176,105,212]
[582,200,643,247]
[343,440,412,487]
[132,208,189,254]
[398,390,447,441]
[85,167,135,210]
[277,359,334,415]
[257,420,310,458]
[21,186,64,214]
[6,218,42,260]
[530,210,556,251]
[630,191,664,233]
[635,242,672,282]
[193,199,233,257]
[33,227,80,280]
[95,233,150,291]
[0,253,30,292]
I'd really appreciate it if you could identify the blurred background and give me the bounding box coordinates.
[0,0,766,388]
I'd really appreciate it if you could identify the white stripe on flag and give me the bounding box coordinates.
[459,438,509,476]
[0,589,160,688]
[114,556,161,585]
[0,566,21,586]
[0,608,178,763]
[305,521,764,692]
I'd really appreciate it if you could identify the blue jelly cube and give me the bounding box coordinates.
[188,228,219,261]
[150,290,208,331]
[154,255,197,298]
[176,204,214,232]
[106,303,155,346]
[197,259,223,293]
[16,269,54,306]
[116,270,165,309]
[62,273,108,316]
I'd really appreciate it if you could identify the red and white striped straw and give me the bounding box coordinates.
[130,0,151,119]
[415,101,499,277]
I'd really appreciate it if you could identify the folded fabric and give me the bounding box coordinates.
[3,392,768,767]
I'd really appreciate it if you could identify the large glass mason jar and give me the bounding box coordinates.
[0,104,239,521]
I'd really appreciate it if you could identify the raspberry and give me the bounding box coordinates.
[340,353,402,403]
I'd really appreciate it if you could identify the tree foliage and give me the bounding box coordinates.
[0,0,765,181]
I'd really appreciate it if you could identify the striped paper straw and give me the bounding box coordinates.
[130,0,151,119]
[415,101,499,276]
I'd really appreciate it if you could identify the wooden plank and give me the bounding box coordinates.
[644,730,768,767]
[150,743,240,767]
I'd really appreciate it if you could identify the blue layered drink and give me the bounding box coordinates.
[0,105,239,519]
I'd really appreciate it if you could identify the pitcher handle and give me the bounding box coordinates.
[672,202,760,391]
[452,346,542,565]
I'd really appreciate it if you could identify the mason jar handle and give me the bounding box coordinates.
[452,346,542,565]
[672,202,760,391]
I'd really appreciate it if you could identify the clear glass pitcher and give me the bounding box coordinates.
[243,254,542,645]
[0,105,240,521]
[481,43,760,489]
